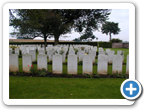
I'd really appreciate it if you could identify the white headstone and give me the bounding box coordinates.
[83,55,93,75]
[89,50,96,57]
[37,54,47,71]
[9,48,12,51]
[62,54,66,63]
[21,47,26,54]
[99,51,105,55]
[15,48,19,55]
[48,50,55,61]
[9,50,12,54]
[117,50,124,62]
[107,51,115,63]
[99,47,104,51]
[69,50,75,55]
[26,47,30,54]
[79,54,85,61]
[126,55,129,74]
[68,55,77,74]
[29,50,36,62]
[106,49,111,54]
[22,54,32,73]
[9,54,19,72]
[39,50,45,54]
[117,50,123,55]
[97,55,108,75]
[88,54,95,63]
[52,55,62,74]
[112,55,123,74]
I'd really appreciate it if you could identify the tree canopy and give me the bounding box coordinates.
[79,31,96,41]
[101,21,121,42]
[9,9,111,47]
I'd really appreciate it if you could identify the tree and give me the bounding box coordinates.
[9,9,111,49]
[73,38,80,42]
[111,38,122,43]
[101,21,121,42]
[79,31,96,41]
[9,9,68,48]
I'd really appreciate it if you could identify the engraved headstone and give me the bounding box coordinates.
[9,54,19,72]
[37,54,47,70]
[68,55,77,74]
[112,55,123,74]
[22,54,32,73]
[52,55,62,74]
[97,55,108,75]
[83,55,93,75]
[126,55,129,74]
[29,50,36,62]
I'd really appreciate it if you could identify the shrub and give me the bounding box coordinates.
[29,65,38,76]
[38,68,47,77]
[74,49,79,54]
[9,45,17,50]
[93,74,101,78]
[59,50,64,55]
[83,73,93,78]
[113,72,127,78]
[81,47,85,50]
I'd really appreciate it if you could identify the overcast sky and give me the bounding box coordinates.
[9,9,129,42]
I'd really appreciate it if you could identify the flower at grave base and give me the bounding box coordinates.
[28,65,29,67]
[31,65,33,68]
[85,53,87,55]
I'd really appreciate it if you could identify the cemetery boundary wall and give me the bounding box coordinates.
[112,43,129,48]
[9,41,112,48]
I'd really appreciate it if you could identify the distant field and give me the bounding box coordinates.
[9,39,74,42]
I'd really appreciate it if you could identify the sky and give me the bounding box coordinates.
[9,9,129,42]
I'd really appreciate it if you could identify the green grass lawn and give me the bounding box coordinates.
[18,48,129,74]
[9,76,125,99]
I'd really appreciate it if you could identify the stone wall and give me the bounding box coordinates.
[112,43,129,48]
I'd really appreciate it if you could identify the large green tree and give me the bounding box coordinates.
[79,31,96,41]
[101,21,121,42]
[9,9,111,48]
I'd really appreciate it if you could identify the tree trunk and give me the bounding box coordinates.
[109,33,112,42]
[44,35,47,52]
[54,36,59,45]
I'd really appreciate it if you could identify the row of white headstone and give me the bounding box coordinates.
[10,46,124,64]
[9,53,129,75]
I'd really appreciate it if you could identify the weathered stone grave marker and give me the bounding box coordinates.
[22,54,32,73]
[107,51,115,63]
[39,49,45,54]
[68,55,77,74]
[9,54,19,72]
[126,55,129,74]
[37,54,47,71]
[15,48,19,55]
[97,55,108,75]
[112,55,123,74]
[83,55,93,75]
[29,50,36,62]
[52,55,62,74]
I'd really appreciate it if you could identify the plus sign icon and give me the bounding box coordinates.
[121,79,142,100]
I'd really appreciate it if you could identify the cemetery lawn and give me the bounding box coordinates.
[9,76,125,99]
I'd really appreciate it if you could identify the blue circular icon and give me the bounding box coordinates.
[121,79,142,100]
[123,81,139,97]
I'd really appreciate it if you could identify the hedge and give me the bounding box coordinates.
[9,41,112,48]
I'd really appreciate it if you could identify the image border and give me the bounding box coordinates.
[3,2,135,105]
